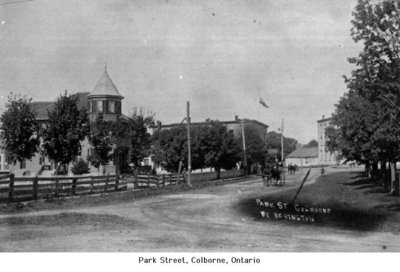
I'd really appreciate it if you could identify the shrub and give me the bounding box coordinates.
[71,158,90,175]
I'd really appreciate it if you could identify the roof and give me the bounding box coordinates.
[155,119,268,129]
[88,68,124,99]
[286,147,318,158]
[31,92,89,121]
[75,92,90,110]
[30,102,55,121]
[317,117,332,123]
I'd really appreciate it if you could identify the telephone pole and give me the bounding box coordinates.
[186,101,192,186]
[281,118,284,162]
[240,119,247,171]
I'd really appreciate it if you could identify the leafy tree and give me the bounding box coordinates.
[265,131,298,161]
[304,139,318,148]
[151,125,204,173]
[0,94,40,166]
[88,115,114,174]
[42,91,89,172]
[240,126,267,168]
[199,120,242,179]
[330,0,400,192]
[127,112,155,168]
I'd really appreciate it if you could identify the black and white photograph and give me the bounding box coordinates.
[1,0,400,269]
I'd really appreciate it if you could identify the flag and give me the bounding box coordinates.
[259,97,269,108]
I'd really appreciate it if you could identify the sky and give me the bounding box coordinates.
[0,0,362,144]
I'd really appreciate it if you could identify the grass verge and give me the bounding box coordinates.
[237,171,400,232]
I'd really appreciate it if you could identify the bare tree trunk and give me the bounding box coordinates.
[390,161,397,195]
[365,162,370,178]
[381,161,387,188]
[216,167,221,180]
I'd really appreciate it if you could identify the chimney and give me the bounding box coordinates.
[322,115,325,120]
[235,115,239,121]
[157,120,162,130]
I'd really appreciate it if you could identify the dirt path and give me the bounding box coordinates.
[0,167,398,252]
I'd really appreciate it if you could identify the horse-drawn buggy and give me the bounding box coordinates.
[261,162,284,186]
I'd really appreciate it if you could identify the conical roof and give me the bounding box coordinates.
[88,67,124,99]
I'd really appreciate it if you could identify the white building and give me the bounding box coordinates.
[317,116,338,165]
[286,147,319,167]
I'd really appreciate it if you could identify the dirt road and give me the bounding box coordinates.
[0,167,399,252]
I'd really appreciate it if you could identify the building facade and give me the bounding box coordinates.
[317,116,338,165]
[286,147,319,167]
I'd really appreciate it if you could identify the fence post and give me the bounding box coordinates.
[90,176,94,193]
[8,173,15,202]
[33,175,39,200]
[134,171,138,189]
[147,173,151,188]
[155,175,159,188]
[72,177,77,195]
[162,174,166,187]
[169,174,172,186]
[114,175,119,191]
[105,173,109,192]
[55,178,59,197]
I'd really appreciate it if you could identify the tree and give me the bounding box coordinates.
[88,115,114,174]
[304,139,318,148]
[151,121,242,178]
[199,120,242,179]
[0,94,40,167]
[240,126,267,168]
[151,125,204,173]
[330,0,400,192]
[127,112,155,168]
[42,91,89,173]
[265,131,298,161]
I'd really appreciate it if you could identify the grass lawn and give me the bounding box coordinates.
[237,170,400,233]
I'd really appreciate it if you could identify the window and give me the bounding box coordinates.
[143,158,149,166]
[20,160,26,169]
[97,100,103,113]
[108,100,115,113]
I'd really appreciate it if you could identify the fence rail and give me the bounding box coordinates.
[130,173,185,189]
[0,169,244,203]
[0,173,127,202]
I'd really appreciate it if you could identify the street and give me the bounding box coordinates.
[0,167,399,252]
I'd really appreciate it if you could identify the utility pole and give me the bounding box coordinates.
[241,119,247,172]
[281,118,285,183]
[186,101,192,186]
[281,118,284,162]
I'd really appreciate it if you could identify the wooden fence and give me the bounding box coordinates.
[0,173,127,202]
[126,173,185,189]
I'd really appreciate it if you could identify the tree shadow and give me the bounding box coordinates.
[364,187,390,195]
[341,176,391,195]
[349,173,367,180]
[340,178,372,186]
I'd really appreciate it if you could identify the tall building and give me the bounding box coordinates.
[317,115,337,165]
